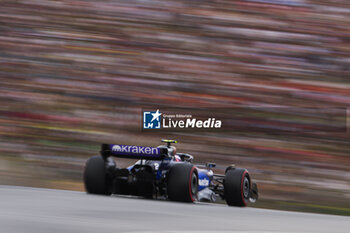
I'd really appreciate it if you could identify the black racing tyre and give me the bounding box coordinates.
[84,156,109,195]
[224,168,250,207]
[167,163,198,203]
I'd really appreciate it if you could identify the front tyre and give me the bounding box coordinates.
[167,163,198,203]
[84,156,110,195]
[224,168,250,207]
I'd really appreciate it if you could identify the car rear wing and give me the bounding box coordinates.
[100,144,168,160]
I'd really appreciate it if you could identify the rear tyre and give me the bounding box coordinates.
[84,156,110,195]
[167,163,198,202]
[224,168,250,207]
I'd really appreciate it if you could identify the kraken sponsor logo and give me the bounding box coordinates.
[112,145,121,152]
[112,145,158,155]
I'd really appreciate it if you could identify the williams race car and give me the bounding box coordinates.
[83,139,258,206]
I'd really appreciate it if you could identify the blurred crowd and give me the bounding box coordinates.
[0,0,349,212]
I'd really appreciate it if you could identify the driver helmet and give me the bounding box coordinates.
[170,146,177,155]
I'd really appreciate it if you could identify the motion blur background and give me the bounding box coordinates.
[0,0,350,215]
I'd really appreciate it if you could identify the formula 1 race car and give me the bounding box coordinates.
[83,139,258,206]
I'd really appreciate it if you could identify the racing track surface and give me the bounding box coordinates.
[0,186,349,233]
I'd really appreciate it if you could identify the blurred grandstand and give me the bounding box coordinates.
[0,0,349,215]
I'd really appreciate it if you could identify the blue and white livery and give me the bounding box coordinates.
[84,139,259,206]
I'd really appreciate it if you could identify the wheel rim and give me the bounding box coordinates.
[191,172,198,196]
[243,176,250,199]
